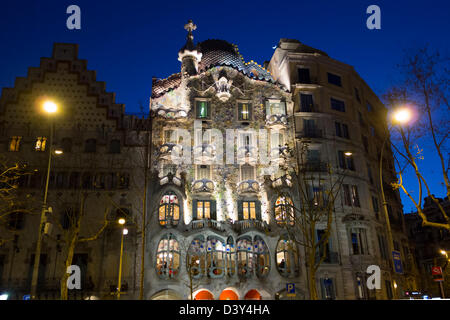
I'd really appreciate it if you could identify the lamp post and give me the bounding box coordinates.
[30,100,62,299]
[117,218,127,300]
[438,249,449,298]
[379,107,411,299]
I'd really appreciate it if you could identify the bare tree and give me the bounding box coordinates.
[273,142,345,299]
[383,46,450,230]
[0,157,39,246]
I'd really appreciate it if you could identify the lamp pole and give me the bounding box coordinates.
[30,120,54,299]
[117,227,127,300]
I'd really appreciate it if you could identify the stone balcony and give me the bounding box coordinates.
[237,180,260,194]
[270,174,292,188]
[191,178,215,193]
[158,143,183,161]
[236,145,258,164]
[266,114,288,127]
[192,143,216,162]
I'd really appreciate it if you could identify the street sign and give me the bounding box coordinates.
[432,266,444,282]
[23,294,30,300]
[286,283,296,297]
[392,251,403,274]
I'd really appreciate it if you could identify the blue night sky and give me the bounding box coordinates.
[0,0,448,213]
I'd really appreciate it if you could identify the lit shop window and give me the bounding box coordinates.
[158,192,180,226]
[156,234,180,279]
[35,137,47,151]
[9,136,22,152]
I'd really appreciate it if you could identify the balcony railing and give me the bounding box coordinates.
[266,114,288,126]
[233,219,269,233]
[296,128,323,139]
[190,219,224,232]
[315,251,340,264]
[191,178,214,193]
[299,161,328,172]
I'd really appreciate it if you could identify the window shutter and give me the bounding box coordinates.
[255,200,262,221]
[192,200,198,220]
[210,201,217,220]
[237,201,243,220]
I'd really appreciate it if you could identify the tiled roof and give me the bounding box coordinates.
[151,73,182,98]
[152,39,283,99]
[197,39,274,82]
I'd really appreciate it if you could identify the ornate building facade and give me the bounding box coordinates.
[144,22,419,300]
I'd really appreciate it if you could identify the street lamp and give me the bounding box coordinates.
[30,100,60,299]
[117,224,128,300]
[379,107,412,295]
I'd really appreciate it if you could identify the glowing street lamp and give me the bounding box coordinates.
[117,226,128,299]
[43,101,58,114]
[392,108,412,124]
[30,100,61,299]
[378,106,412,285]
[118,218,126,225]
[344,152,353,157]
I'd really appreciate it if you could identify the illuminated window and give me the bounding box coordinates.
[225,237,236,276]
[156,234,180,279]
[276,236,299,277]
[187,237,206,279]
[193,200,216,220]
[237,237,253,277]
[254,236,270,278]
[9,136,21,152]
[158,192,180,226]
[238,201,261,220]
[206,237,225,278]
[238,103,252,121]
[35,137,47,151]
[274,195,294,225]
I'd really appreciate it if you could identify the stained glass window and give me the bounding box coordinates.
[158,192,180,226]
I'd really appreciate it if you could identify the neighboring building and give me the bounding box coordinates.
[405,196,450,298]
[0,21,420,300]
[0,43,150,300]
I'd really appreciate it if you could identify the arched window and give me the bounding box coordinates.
[237,237,253,277]
[156,234,180,279]
[226,237,236,276]
[206,237,225,278]
[274,195,294,225]
[187,237,206,279]
[254,236,270,278]
[158,192,180,226]
[276,236,299,277]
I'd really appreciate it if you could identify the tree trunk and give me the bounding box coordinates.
[60,233,77,300]
[308,249,319,300]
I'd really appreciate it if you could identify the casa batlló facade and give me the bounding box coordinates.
[0,20,419,300]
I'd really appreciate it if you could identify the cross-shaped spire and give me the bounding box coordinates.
[184,19,196,41]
